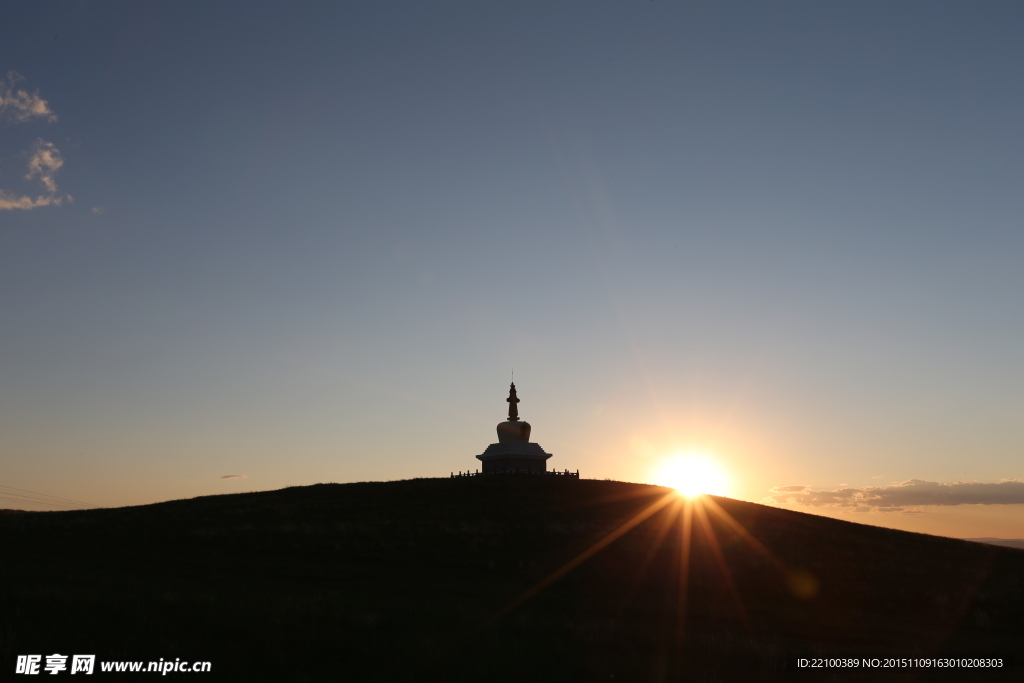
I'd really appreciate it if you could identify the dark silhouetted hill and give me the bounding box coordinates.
[966,538,1024,551]
[1,477,1021,681]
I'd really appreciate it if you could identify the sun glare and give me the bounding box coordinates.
[655,455,729,498]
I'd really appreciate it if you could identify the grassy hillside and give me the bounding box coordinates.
[1,477,1021,681]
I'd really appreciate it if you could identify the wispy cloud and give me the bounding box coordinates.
[764,478,1024,513]
[0,71,56,123]
[0,74,68,212]
[0,139,69,211]
[25,139,64,193]
[0,190,64,210]
[220,474,247,479]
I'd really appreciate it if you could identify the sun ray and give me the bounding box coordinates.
[701,495,826,603]
[675,497,694,649]
[700,496,787,571]
[693,498,751,628]
[484,490,678,625]
[482,481,807,670]
[626,495,686,592]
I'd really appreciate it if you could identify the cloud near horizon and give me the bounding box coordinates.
[220,474,247,479]
[764,479,1024,513]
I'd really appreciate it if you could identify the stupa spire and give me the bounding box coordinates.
[506,382,520,422]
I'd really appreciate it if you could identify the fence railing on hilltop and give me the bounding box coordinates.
[451,469,579,479]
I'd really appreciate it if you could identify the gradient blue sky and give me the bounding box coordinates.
[2,1,1022,537]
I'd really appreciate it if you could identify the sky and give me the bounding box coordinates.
[1,1,1022,538]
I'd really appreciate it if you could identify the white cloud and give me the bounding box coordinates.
[0,71,56,123]
[763,478,1024,512]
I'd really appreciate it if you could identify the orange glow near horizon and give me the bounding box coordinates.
[654,454,730,498]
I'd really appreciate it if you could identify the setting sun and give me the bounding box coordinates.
[654,455,729,498]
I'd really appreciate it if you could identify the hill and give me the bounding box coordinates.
[965,538,1024,551]
[1,477,1021,681]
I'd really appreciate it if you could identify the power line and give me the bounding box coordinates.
[0,484,100,509]
[0,491,88,508]
[0,495,87,510]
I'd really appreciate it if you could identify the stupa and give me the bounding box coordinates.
[474,382,553,474]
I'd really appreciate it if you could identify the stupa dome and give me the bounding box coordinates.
[497,419,531,443]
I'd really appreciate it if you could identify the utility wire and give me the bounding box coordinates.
[0,484,100,509]
[0,490,89,507]
[0,492,95,510]
[0,495,87,510]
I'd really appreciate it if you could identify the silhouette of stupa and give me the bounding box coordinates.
[475,383,553,474]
